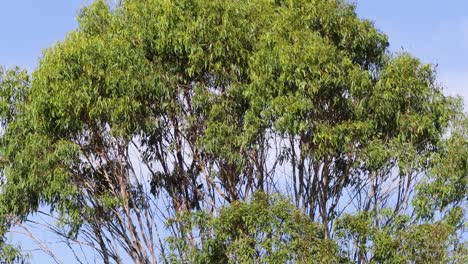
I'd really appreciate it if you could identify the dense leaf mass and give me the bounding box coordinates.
[0,0,466,263]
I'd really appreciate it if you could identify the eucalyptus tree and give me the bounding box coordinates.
[0,0,466,263]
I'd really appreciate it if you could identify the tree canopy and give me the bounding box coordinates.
[0,0,466,263]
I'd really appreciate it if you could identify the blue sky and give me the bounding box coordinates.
[0,1,91,70]
[357,0,468,102]
[1,0,467,101]
[1,0,467,263]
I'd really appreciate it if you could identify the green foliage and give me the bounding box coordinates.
[168,192,342,263]
[0,0,466,263]
[414,115,468,221]
[0,67,29,127]
[0,243,28,264]
[336,212,459,263]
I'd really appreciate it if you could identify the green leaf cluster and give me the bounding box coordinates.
[168,192,341,264]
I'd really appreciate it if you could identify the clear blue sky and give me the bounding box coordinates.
[1,0,467,263]
[356,0,468,102]
[0,0,467,100]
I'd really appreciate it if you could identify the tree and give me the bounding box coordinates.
[0,0,466,263]
[0,66,29,264]
[167,192,342,264]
